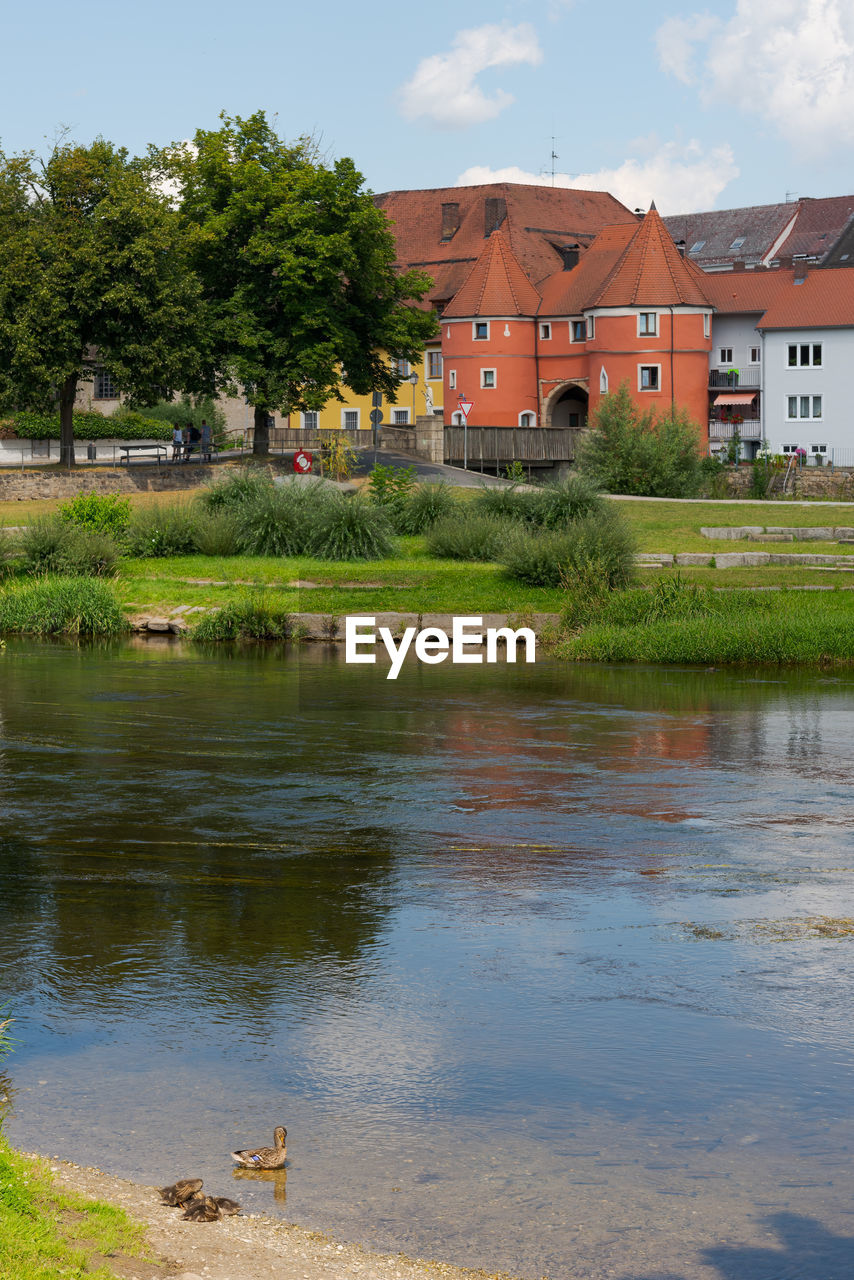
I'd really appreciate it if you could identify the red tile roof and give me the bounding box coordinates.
[701,270,795,314]
[758,269,854,329]
[374,183,636,308]
[442,229,541,318]
[663,203,797,270]
[586,207,712,307]
[775,195,854,261]
[538,223,637,315]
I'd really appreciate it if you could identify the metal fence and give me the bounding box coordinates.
[709,369,761,388]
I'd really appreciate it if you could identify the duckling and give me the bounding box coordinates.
[212,1196,242,1215]
[231,1125,287,1170]
[159,1178,203,1207]
[182,1194,222,1222]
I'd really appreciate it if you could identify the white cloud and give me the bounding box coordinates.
[658,1,854,151]
[398,23,543,128]
[456,140,740,215]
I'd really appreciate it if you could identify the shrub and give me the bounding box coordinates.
[395,482,459,534]
[471,485,540,525]
[193,595,293,641]
[502,507,636,589]
[369,463,417,509]
[235,483,323,557]
[699,454,730,498]
[193,511,240,557]
[127,394,227,437]
[19,517,119,577]
[578,381,704,498]
[534,475,605,528]
[124,503,199,557]
[8,409,171,442]
[426,512,509,561]
[58,492,132,537]
[310,495,394,561]
[320,432,358,481]
[198,468,275,512]
[0,577,128,636]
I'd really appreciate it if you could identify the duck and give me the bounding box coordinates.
[182,1194,222,1222]
[230,1125,287,1169]
[159,1178,203,1207]
[212,1196,242,1216]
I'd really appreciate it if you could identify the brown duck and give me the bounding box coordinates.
[182,1194,222,1222]
[159,1178,203,1207]
[231,1125,287,1169]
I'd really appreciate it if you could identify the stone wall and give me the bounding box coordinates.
[0,466,217,502]
[380,415,444,464]
[726,464,854,499]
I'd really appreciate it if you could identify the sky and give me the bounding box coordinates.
[2,0,853,216]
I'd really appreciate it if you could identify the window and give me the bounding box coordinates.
[586,315,595,339]
[302,411,318,430]
[451,411,465,425]
[787,395,822,419]
[729,236,746,250]
[342,409,360,429]
[719,347,733,365]
[689,240,706,255]
[568,412,581,429]
[571,320,586,342]
[393,358,410,377]
[782,444,799,453]
[94,368,117,400]
[749,346,761,363]
[638,312,657,336]
[519,411,536,427]
[473,321,489,340]
[392,409,410,425]
[600,367,608,393]
[427,350,443,379]
[788,343,822,367]
[481,369,496,389]
[639,365,660,391]
[539,322,551,340]
[811,444,827,454]
[448,369,456,390]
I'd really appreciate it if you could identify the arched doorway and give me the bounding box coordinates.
[543,381,588,461]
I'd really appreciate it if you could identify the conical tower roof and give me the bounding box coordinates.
[443,228,541,318]
[589,205,712,307]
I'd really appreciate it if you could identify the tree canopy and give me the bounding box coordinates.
[0,137,205,463]
[578,382,704,498]
[165,112,438,454]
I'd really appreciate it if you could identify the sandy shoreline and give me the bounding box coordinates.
[33,1153,531,1280]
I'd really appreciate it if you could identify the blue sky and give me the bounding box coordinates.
[3,0,853,214]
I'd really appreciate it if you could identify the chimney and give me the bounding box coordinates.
[441,202,460,241]
[484,196,507,236]
[675,239,686,258]
[560,244,580,270]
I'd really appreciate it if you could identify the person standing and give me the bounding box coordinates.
[171,422,183,463]
[200,419,212,463]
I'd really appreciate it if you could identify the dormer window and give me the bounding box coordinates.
[729,237,746,251]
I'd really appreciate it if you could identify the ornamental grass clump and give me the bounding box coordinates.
[310,494,394,561]
[199,467,275,513]
[534,475,605,528]
[395,482,460,534]
[0,578,128,636]
[193,510,241,557]
[20,517,120,577]
[193,595,293,641]
[124,503,200,557]
[471,484,540,525]
[235,482,325,557]
[425,511,510,561]
[502,507,636,589]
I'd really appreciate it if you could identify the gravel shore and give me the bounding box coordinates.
[38,1155,529,1280]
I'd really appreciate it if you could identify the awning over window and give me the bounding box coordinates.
[713,392,757,406]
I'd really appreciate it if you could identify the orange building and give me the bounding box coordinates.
[439,203,714,443]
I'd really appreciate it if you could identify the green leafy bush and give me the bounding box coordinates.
[0,577,128,636]
[193,596,293,641]
[8,409,171,441]
[20,517,119,577]
[395,482,459,534]
[235,483,322,557]
[426,512,510,561]
[369,463,417,509]
[58,492,132,537]
[578,382,704,498]
[124,503,199,557]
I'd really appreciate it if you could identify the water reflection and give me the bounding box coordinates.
[1,641,853,1279]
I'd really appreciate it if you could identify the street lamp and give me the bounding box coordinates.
[408,370,418,422]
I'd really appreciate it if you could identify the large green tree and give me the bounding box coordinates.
[0,137,205,464]
[165,112,437,455]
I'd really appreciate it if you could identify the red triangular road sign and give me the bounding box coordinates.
[458,400,474,421]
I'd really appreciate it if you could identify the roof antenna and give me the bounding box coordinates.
[550,137,558,187]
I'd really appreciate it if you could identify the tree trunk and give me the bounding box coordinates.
[59,372,78,467]
[252,404,270,457]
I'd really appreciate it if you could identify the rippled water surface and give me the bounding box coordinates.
[2,639,854,1279]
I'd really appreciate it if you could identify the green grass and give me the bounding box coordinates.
[0,1136,150,1280]
[617,497,854,554]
